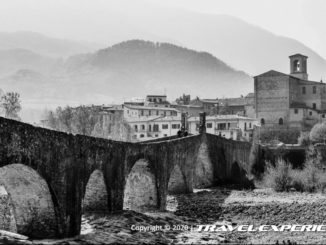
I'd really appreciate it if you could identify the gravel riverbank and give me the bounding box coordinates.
[2,187,326,244]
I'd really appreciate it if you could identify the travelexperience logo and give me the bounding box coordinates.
[197,225,326,232]
[131,224,326,232]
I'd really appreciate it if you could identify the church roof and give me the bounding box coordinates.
[289,53,308,58]
[254,70,290,78]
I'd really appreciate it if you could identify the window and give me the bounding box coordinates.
[244,122,247,130]
[155,134,158,137]
[207,123,213,128]
[162,124,168,129]
[149,110,151,116]
[153,125,159,132]
[217,123,226,130]
[172,124,179,129]
[141,110,144,116]
[164,111,166,117]
[134,125,138,132]
[261,118,265,125]
[323,114,325,118]
[164,134,167,137]
[228,122,230,129]
[149,125,152,132]
[313,103,316,110]
[196,123,200,130]
[309,111,313,116]
[141,125,145,130]
[249,123,252,128]
[313,86,317,94]
[294,109,298,114]
[302,87,306,94]
[156,110,159,115]
[140,134,144,138]
[279,118,283,125]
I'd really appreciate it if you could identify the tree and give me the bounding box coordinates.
[310,123,326,143]
[57,106,74,133]
[0,92,22,120]
[46,110,58,130]
[74,106,98,136]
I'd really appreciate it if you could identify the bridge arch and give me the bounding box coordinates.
[123,159,158,211]
[168,164,188,194]
[0,164,57,238]
[83,169,108,213]
[231,161,241,181]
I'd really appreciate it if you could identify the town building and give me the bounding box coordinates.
[217,93,255,118]
[127,115,182,141]
[123,104,179,118]
[188,115,258,141]
[145,95,171,107]
[254,54,326,131]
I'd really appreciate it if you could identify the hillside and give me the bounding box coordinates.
[64,40,253,99]
[0,31,101,57]
[0,40,253,122]
[79,3,326,81]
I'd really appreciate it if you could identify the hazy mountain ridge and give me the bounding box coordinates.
[89,5,326,80]
[0,40,253,119]
[67,40,248,75]
[63,40,253,98]
[0,31,101,57]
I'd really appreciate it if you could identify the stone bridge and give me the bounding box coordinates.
[0,116,255,238]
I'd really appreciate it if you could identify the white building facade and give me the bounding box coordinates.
[188,115,259,141]
[126,116,181,141]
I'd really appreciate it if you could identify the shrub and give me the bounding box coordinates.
[310,123,326,143]
[263,159,292,192]
[263,156,326,193]
[298,132,310,147]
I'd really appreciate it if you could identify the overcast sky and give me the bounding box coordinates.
[0,0,325,58]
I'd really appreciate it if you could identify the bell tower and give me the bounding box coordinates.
[289,54,308,80]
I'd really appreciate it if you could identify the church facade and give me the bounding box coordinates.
[254,54,326,131]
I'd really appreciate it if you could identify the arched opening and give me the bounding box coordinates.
[83,169,108,213]
[260,118,265,125]
[123,159,157,211]
[0,185,16,233]
[294,59,300,72]
[230,161,254,189]
[0,164,56,238]
[168,164,188,194]
[231,162,241,181]
[279,118,283,125]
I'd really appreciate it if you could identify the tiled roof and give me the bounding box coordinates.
[188,114,257,122]
[124,105,179,111]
